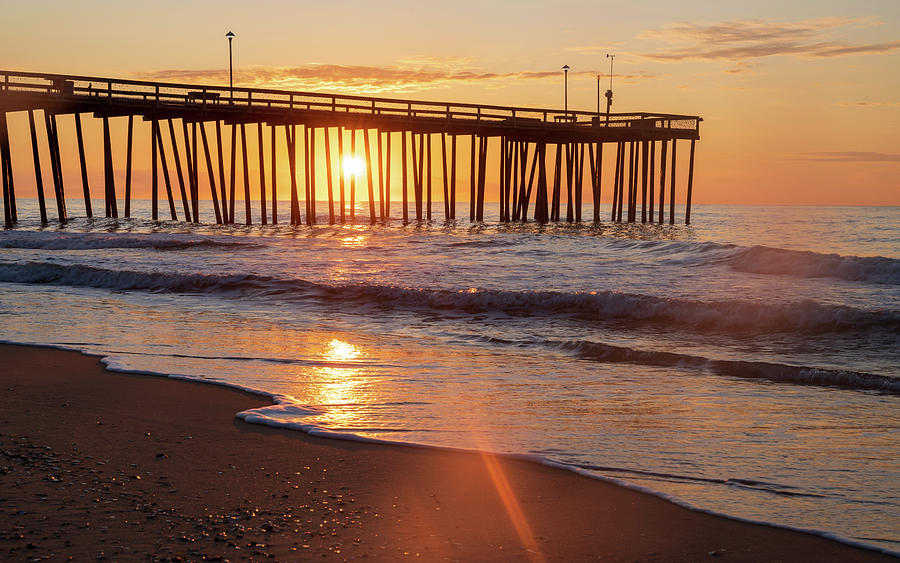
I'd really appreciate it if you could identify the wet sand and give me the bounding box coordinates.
[1,343,894,562]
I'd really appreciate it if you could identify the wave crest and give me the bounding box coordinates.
[729,245,899,285]
[1,261,897,335]
[552,339,899,393]
[0,232,256,251]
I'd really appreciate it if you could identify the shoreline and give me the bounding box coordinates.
[1,342,896,561]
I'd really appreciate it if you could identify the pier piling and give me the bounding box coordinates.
[199,122,223,224]
[669,139,677,225]
[74,114,92,218]
[27,110,47,223]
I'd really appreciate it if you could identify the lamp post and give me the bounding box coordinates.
[562,65,570,119]
[226,31,235,102]
[597,74,601,115]
[605,54,615,124]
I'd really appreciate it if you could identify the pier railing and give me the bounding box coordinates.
[0,69,700,135]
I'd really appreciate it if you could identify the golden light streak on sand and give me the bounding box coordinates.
[479,449,546,562]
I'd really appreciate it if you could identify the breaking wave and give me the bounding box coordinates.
[728,245,899,285]
[1,261,897,336]
[547,338,900,393]
[0,231,257,251]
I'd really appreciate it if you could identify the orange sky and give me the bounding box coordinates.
[2,1,898,205]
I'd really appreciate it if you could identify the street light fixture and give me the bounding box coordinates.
[605,54,615,124]
[562,65,570,119]
[226,31,235,102]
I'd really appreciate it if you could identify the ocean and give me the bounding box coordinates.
[1,200,898,553]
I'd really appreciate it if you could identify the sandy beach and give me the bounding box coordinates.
[0,343,894,562]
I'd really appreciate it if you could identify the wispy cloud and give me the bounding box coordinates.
[724,61,758,74]
[639,17,900,63]
[564,44,622,55]
[834,101,900,108]
[136,63,658,95]
[795,151,900,162]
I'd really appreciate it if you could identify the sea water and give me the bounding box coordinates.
[1,200,898,553]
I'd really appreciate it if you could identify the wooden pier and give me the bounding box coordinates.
[0,70,701,229]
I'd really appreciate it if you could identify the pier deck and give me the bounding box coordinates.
[0,70,701,227]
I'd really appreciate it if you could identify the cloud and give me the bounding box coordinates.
[835,101,900,108]
[724,61,758,74]
[136,64,659,94]
[639,17,900,63]
[564,44,622,55]
[795,151,900,162]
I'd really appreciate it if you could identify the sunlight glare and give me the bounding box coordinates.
[325,338,361,363]
[342,155,366,178]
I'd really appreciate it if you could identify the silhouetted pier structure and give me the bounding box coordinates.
[0,70,701,229]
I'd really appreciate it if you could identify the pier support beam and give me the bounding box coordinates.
[102,116,118,218]
[365,129,376,223]
[74,114,92,218]
[520,143,537,223]
[412,132,422,221]
[402,130,409,224]
[385,132,392,220]
[215,121,228,223]
[441,133,449,221]
[154,120,177,220]
[46,113,66,222]
[469,134,476,222]
[419,133,426,221]
[1,112,12,228]
[306,126,314,225]
[575,143,585,222]
[27,110,47,223]
[590,142,602,222]
[337,127,345,223]
[426,133,432,221]
[450,134,457,221]
[199,122,223,225]
[627,142,635,222]
[241,123,251,225]
[287,124,300,225]
[168,120,190,222]
[658,139,667,224]
[611,142,620,222]
[349,129,356,221]
[476,135,487,222]
[649,141,655,222]
[125,116,134,218]
[641,140,649,223]
[377,130,386,220]
[324,127,335,224]
[565,143,574,223]
[271,125,277,224]
[669,139,677,225]
[182,120,198,223]
[228,124,237,224]
[151,119,158,220]
[686,139,696,225]
[258,123,267,225]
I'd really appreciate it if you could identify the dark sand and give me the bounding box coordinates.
[1,344,894,562]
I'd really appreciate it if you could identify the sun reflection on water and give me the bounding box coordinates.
[305,338,370,430]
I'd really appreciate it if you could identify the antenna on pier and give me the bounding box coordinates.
[604,53,615,124]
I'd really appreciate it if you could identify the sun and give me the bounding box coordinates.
[342,155,366,178]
